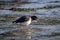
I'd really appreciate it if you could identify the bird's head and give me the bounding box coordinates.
[31,16,39,20]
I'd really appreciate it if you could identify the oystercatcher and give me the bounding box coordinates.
[12,15,39,25]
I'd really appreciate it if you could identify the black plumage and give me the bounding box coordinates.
[12,16,30,23]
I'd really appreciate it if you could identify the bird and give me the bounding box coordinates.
[12,15,39,26]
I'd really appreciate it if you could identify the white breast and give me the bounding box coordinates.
[20,18,31,26]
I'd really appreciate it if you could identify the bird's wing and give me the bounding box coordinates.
[12,16,27,23]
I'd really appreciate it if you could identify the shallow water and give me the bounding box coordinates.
[0,24,60,40]
[0,0,60,40]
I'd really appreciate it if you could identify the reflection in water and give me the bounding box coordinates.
[0,24,60,40]
[2,25,32,40]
